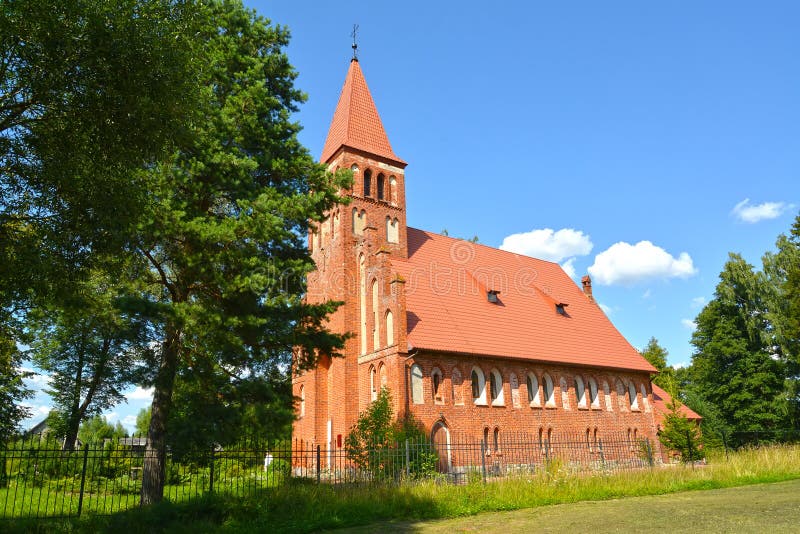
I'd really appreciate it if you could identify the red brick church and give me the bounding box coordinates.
[293,57,694,462]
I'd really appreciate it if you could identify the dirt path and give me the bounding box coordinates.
[331,479,800,533]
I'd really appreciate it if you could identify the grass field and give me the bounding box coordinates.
[3,444,800,533]
[339,478,800,533]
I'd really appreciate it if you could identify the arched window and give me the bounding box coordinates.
[350,164,359,193]
[493,427,500,452]
[471,367,487,405]
[410,364,424,404]
[372,280,379,351]
[628,381,639,410]
[376,173,385,200]
[489,369,504,406]
[483,427,490,450]
[359,254,366,355]
[363,169,372,197]
[432,367,443,403]
[575,376,587,408]
[616,379,627,411]
[588,377,599,408]
[386,217,399,243]
[602,380,613,411]
[560,376,570,409]
[543,374,555,406]
[389,176,397,204]
[353,208,365,235]
[640,384,650,412]
[379,362,387,387]
[527,373,540,406]
[385,310,394,346]
[369,366,377,402]
[586,428,592,451]
[451,368,464,405]
[299,385,305,417]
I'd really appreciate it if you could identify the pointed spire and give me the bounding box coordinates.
[320,60,406,166]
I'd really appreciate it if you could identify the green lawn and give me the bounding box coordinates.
[338,478,800,533]
[3,445,799,532]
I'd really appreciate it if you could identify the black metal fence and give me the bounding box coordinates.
[291,431,662,485]
[1,431,667,519]
[0,435,285,519]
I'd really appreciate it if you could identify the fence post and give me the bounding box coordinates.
[76,444,89,518]
[722,430,729,460]
[480,439,487,483]
[209,445,215,494]
[598,439,605,468]
[544,438,550,469]
[405,439,410,479]
[316,445,321,484]
[645,438,654,468]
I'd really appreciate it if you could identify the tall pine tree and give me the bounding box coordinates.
[133,1,347,504]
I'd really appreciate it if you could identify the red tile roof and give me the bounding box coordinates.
[392,228,658,373]
[320,60,405,166]
[652,384,702,423]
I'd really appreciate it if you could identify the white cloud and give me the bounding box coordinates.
[642,289,652,299]
[122,415,137,428]
[500,228,593,263]
[126,386,154,401]
[731,198,793,223]
[598,302,613,315]
[681,318,697,331]
[588,241,697,286]
[691,296,706,309]
[561,258,576,279]
[671,362,688,370]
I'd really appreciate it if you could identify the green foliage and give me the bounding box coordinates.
[127,0,348,502]
[135,408,151,437]
[25,269,149,450]
[685,253,789,432]
[640,337,675,391]
[77,415,127,446]
[0,322,31,446]
[0,0,200,314]
[165,363,293,461]
[659,394,705,463]
[345,388,438,481]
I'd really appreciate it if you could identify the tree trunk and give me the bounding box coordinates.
[140,325,180,505]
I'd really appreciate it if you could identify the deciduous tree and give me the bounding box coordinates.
[640,337,674,391]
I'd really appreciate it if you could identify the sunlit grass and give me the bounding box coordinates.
[5,444,800,533]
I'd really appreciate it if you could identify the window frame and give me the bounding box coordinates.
[543,373,555,407]
[527,372,541,407]
[471,367,487,405]
[489,369,504,406]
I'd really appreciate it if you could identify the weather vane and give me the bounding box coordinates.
[351,24,359,60]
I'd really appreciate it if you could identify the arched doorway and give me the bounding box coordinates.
[431,421,451,473]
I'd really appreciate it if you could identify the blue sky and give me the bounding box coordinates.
[21,1,800,432]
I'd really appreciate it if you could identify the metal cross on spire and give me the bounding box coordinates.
[351,24,359,60]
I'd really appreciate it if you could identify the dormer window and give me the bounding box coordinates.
[556,303,568,315]
[487,290,500,303]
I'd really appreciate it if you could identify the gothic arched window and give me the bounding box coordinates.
[363,170,372,197]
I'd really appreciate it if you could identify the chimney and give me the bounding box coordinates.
[581,275,594,302]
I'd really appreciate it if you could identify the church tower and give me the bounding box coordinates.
[294,57,410,452]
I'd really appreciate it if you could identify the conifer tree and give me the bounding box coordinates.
[133,1,347,504]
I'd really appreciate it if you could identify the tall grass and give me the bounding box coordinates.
[8,444,800,533]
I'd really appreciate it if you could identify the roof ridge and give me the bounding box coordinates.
[407,226,563,267]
